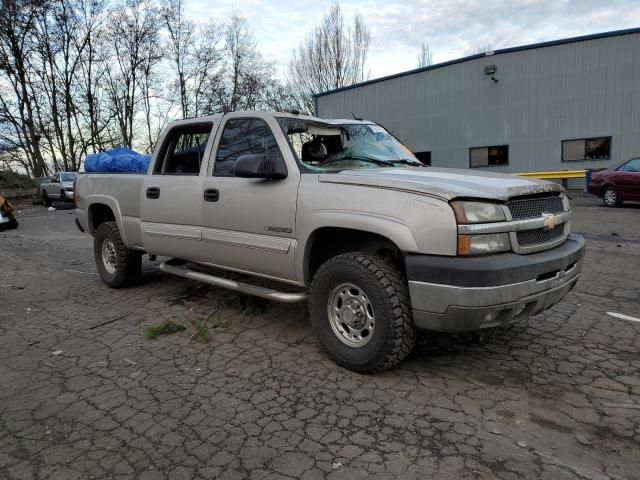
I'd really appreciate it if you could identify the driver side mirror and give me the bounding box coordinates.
[233,154,287,180]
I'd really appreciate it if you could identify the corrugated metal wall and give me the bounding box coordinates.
[316,32,640,175]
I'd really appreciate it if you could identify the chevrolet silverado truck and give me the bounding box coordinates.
[75,111,585,372]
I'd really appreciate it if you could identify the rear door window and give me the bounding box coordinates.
[154,123,213,175]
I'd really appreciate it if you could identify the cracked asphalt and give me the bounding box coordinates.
[1,194,639,480]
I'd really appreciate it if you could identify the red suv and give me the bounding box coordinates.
[588,157,640,207]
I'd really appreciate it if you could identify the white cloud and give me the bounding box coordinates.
[183,0,640,80]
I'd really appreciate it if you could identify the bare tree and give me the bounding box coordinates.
[161,0,224,119]
[417,41,433,68]
[0,0,49,176]
[103,0,160,148]
[0,1,284,175]
[472,43,493,55]
[221,13,275,112]
[288,1,370,114]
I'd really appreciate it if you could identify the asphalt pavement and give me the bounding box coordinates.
[1,194,639,479]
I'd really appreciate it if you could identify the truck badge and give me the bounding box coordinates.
[265,226,292,234]
[542,213,558,230]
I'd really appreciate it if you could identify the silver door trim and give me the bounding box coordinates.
[202,227,292,254]
[142,222,202,240]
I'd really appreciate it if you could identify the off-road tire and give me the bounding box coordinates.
[602,187,622,207]
[94,221,141,288]
[42,190,52,207]
[309,253,416,373]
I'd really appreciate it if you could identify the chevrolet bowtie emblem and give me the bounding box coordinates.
[542,212,558,230]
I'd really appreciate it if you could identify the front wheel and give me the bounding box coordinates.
[309,253,416,373]
[94,221,141,288]
[60,190,67,203]
[602,187,622,207]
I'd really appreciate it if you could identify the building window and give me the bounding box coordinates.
[562,137,611,162]
[414,151,431,166]
[469,145,508,168]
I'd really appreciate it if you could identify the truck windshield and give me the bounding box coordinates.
[278,117,423,172]
[60,173,77,182]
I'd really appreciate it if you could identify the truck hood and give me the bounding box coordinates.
[318,167,562,201]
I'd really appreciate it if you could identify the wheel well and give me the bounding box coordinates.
[304,227,403,284]
[88,203,116,233]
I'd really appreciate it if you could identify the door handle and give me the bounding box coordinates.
[203,188,219,202]
[146,187,160,199]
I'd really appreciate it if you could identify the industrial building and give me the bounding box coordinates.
[315,28,640,185]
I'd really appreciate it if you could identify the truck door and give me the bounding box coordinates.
[140,121,215,260]
[201,115,300,282]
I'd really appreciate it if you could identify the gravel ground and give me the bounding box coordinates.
[0,193,639,480]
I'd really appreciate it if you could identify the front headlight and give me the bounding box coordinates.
[457,233,511,255]
[451,201,506,224]
[451,201,510,255]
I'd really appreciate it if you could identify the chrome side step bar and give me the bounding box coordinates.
[159,261,308,303]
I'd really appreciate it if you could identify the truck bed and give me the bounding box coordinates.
[76,173,145,248]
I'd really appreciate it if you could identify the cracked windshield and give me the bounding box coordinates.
[279,118,423,171]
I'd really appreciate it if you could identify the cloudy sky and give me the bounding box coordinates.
[185,0,640,80]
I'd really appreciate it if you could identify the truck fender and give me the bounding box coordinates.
[296,210,419,282]
[86,195,130,247]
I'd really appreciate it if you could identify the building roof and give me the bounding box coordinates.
[314,27,640,99]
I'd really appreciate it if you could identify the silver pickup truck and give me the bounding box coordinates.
[76,111,585,372]
[40,172,77,207]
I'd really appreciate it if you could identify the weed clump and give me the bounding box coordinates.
[144,320,186,339]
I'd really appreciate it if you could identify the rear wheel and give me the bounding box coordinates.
[309,253,415,373]
[42,191,52,207]
[94,221,141,288]
[603,187,622,207]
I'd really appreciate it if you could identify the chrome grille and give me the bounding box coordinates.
[507,194,568,252]
[516,226,564,247]
[507,196,564,220]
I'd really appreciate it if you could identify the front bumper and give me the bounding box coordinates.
[406,234,585,332]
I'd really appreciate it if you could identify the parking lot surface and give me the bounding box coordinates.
[1,195,639,480]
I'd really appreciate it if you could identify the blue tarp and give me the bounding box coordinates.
[84,147,151,173]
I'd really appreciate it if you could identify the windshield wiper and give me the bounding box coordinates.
[322,156,395,167]
[389,159,425,167]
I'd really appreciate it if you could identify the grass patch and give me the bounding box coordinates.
[188,311,232,343]
[144,320,187,339]
[210,314,232,329]
[224,294,268,316]
[190,318,210,343]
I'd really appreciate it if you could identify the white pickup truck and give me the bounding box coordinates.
[40,171,77,207]
[75,111,585,372]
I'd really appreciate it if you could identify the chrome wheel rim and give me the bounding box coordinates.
[604,189,616,205]
[102,239,117,274]
[327,283,375,347]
